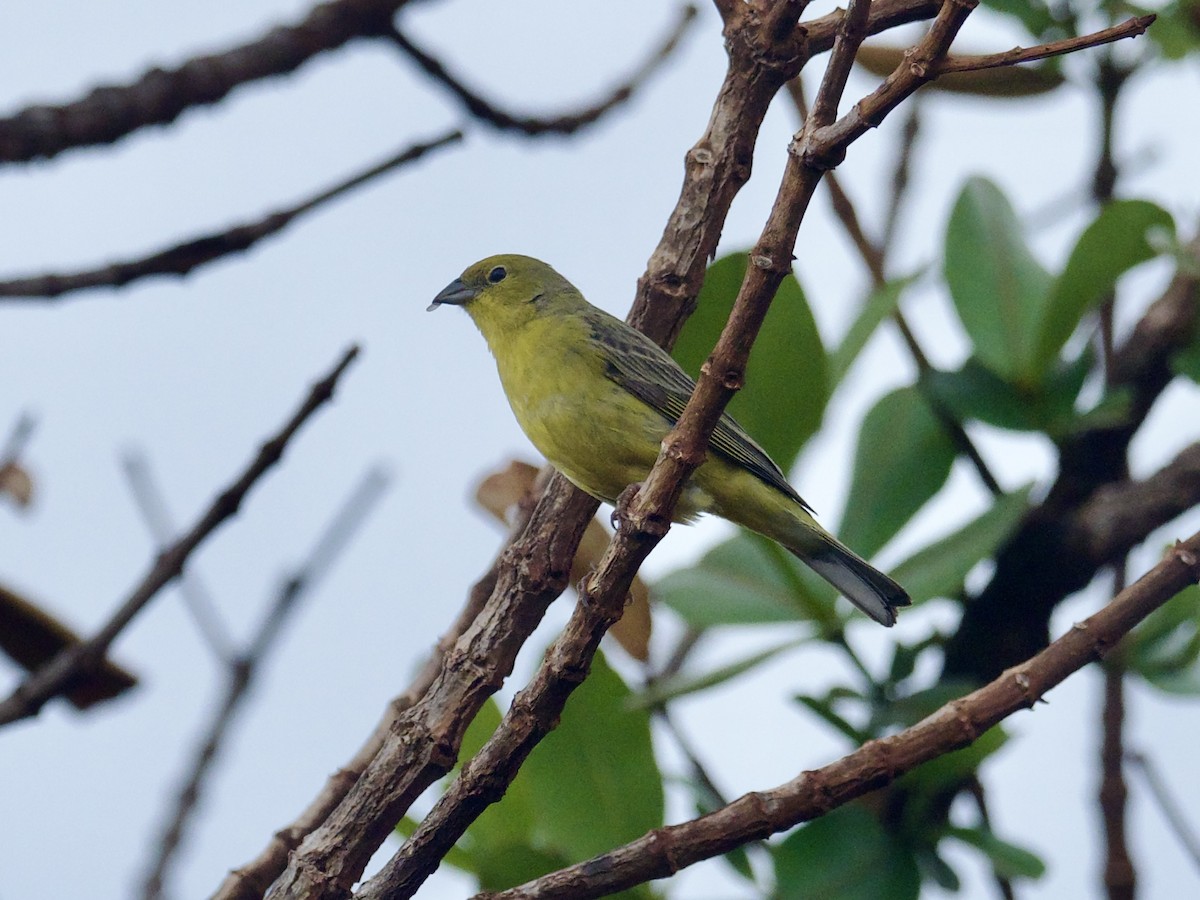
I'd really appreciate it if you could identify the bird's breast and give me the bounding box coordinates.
[493,325,685,508]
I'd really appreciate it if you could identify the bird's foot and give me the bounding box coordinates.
[611,482,644,530]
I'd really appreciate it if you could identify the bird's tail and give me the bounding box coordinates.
[792,533,911,627]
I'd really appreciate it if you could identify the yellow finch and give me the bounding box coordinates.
[430,255,910,626]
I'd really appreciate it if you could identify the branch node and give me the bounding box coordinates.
[1171,540,1198,571]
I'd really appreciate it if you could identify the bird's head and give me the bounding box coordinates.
[429,254,584,342]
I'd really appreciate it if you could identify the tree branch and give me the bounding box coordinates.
[0,131,461,300]
[386,6,698,136]
[0,0,414,163]
[350,3,991,896]
[213,545,500,900]
[139,467,390,900]
[258,7,855,896]
[477,532,1200,900]
[0,345,360,726]
[935,15,1155,76]
[946,236,1200,681]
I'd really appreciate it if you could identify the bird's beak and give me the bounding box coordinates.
[427,278,478,312]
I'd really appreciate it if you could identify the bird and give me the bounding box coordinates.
[429,254,911,626]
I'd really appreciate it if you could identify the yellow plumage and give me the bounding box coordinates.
[430,254,910,626]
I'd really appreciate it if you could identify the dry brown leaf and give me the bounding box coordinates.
[0,582,138,709]
[0,461,33,507]
[474,460,542,524]
[856,44,1066,97]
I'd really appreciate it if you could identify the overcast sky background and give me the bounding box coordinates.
[2,2,1198,898]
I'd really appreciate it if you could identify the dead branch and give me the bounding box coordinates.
[387,6,698,135]
[0,345,360,726]
[0,131,461,300]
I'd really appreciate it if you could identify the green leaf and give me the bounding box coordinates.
[917,847,961,891]
[1127,585,1200,694]
[924,347,1121,438]
[522,650,663,862]
[1141,0,1200,59]
[898,720,1007,793]
[1033,200,1176,374]
[773,804,921,900]
[890,486,1032,605]
[925,358,1045,431]
[839,386,957,559]
[633,636,810,708]
[887,637,937,685]
[978,0,1060,38]
[943,177,1052,383]
[1172,339,1200,383]
[794,690,870,744]
[675,251,828,474]
[828,274,919,388]
[654,532,838,628]
[946,827,1047,880]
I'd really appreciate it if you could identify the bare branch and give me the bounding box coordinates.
[213,552,497,900]
[138,466,390,900]
[0,345,360,726]
[387,6,698,136]
[353,5,999,897]
[0,0,414,163]
[0,411,37,466]
[261,475,599,900]
[1100,653,1136,900]
[787,77,1002,495]
[936,15,1155,76]
[477,533,1200,900]
[0,131,462,300]
[121,451,238,662]
[1127,751,1200,870]
[260,8,835,896]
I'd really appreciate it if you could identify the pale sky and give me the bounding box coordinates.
[2,2,1198,898]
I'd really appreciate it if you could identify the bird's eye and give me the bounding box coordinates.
[487,266,507,284]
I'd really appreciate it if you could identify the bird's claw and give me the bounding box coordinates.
[611,482,644,529]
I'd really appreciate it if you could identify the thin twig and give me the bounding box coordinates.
[476,532,1200,899]
[1094,60,1134,893]
[0,132,462,300]
[121,451,238,663]
[935,16,1155,75]
[0,345,360,726]
[0,0,415,163]
[1100,651,1135,900]
[387,6,698,136]
[213,550,496,900]
[963,777,1015,900]
[138,466,390,900]
[788,58,1003,497]
[0,412,37,465]
[879,102,920,262]
[1127,751,1200,869]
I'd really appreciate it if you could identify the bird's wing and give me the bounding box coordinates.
[587,312,812,513]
